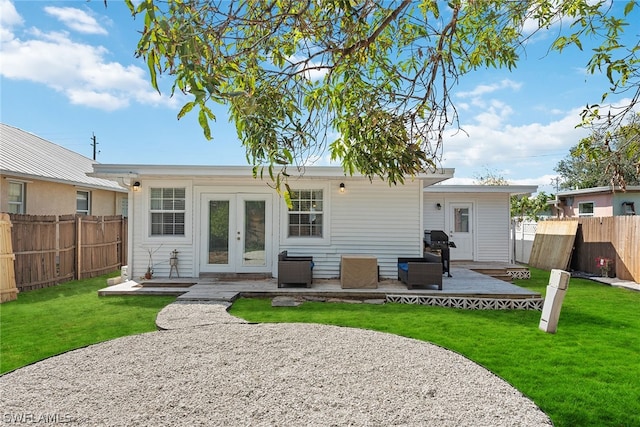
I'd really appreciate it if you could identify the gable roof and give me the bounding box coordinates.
[0,123,125,192]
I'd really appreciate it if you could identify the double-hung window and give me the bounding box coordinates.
[288,190,323,237]
[76,191,91,215]
[8,181,25,214]
[578,201,594,217]
[150,188,185,236]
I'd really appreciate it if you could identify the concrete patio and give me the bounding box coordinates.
[99,264,545,310]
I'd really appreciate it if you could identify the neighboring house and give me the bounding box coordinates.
[423,185,537,262]
[0,123,127,216]
[551,186,640,218]
[90,164,455,280]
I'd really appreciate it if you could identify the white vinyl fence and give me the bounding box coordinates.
[510,220,538,264]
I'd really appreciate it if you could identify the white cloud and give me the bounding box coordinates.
[44,6,107,35]
[67,89,129,111]
[457,79,522,99]
[0,2,174,112]
[440,103,592,189]
[0,0,23,42]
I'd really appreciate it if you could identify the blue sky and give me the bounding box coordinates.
[1,0,638,194]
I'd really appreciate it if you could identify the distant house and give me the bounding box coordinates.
[423,185,537,262]
[0,123,126,216]
[551,186,640,218]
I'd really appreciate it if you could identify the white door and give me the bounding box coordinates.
[200,193,272,273]
[448,202,473,260]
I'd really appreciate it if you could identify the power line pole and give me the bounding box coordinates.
[91,133,98,160]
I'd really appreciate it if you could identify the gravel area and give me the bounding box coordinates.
[1,302,551,426]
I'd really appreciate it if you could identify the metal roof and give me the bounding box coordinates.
[0,123,126,192]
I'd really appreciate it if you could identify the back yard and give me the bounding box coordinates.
[1,269,637,426]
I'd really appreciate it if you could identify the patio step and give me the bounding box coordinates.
[139,279,196,288]
[470,268,514,283]
[199,272,272,281]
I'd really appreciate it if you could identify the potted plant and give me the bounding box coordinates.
[144,245,162,279]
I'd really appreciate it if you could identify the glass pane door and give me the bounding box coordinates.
[200,193,271,273]
[242,200,266,267]
[454,207,469,232]
[208,200,230,265]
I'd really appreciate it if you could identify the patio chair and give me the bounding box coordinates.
[277,251,314,288]
[397,257,443,290]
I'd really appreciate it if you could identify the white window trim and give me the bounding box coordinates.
[281,183,331,246]
[578,201,595,217]
[142,180,192,244]
[7,181,26,214]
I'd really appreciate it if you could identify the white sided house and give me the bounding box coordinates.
[90,165,454,280]
[423,185,537,262]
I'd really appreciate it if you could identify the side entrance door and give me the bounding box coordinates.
[447,202,474,260]
[200,193,272,273]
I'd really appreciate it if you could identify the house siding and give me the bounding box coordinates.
[0,175,124,216]
[326,179,422,278]
[423,192,511,263]
[125,175,424,279]
[554,186,640,217]
[475,194,510,262]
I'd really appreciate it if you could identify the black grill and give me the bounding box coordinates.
[424,230,456,277]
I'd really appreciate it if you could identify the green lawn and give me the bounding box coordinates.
[2,269,638,426]
[0,273,175,374]
[229,269,640,427]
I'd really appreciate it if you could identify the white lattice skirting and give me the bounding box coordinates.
[386,295,543,310]
[507,270,531,279]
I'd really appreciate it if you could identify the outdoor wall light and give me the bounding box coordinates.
[436,203,442,210]
[132,181,141,191]
[339,182,345,193]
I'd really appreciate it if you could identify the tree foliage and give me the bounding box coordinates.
[473,167,510,186]
[555,113,640,190]
[511,192,552,222]
[474,167,551,220]
[124,0,640,188]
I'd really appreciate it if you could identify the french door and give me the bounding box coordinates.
[200,193,272,273]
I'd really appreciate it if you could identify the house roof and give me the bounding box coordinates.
[556,185,640,197]
[423,184,537,196]
[90,164,456,187]
[0,123,126,192]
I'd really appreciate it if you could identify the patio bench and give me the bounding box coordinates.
[277,251,314,288]
[397,257,443,290]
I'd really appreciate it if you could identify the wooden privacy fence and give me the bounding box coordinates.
[530,216,639,282]
[2,214,127,293]
[1,213,18,302]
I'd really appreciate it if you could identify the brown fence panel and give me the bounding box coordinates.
[614,216,640,282]
[58,215,76,283]
[0,213,18,302]
[78,215,123,279]
[571,217,616,276]
[531,217,639,282]
[529,220,579,271]
[7,214,127,292]
[10,214,59,291]
[569,216,639,282]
